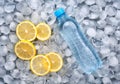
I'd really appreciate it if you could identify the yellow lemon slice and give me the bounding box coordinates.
[46,52,63,72]
[30,55,51,76]
[36,23,51,41]
[15,40,36,60]
[16,21,37,41]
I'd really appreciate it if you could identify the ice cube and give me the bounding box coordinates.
[14,12,24,23]
[0,26,10,35]
[4,14,13,25]
[87,74,95,83]
[44,2,54,14]
[20,81,26,84]
[102,36,117,46]
[0,0,4,5]
[21,7,32,16]
[4,4,15,13]
[26,0,41,10]
[9,34,18,43]
[105,0,112,2]
[116,10,120,19]
[0,17,5,25]
[12,79,21,84]
[0,56,5,67]
[105,5,116,16]
[90,4,101,13]
[62,42,68,50]
[79,5,89,18]
[66,6,74,16]
[108,56,118,67]
[4,61,15,70]
[50,73,62,83]
[85,0,95,5]
[113,1,120,9]
[11,69,20,78]
[65,48,72,57]
[76,0,85,3]
[30,11,40,25]
[88,13,99,19]
[100,46,110,55]
[16,2,27,12]
[0,35,9,45]
[104,25,114,35]
[115,30,120,39]
[9,22,17,31]
[6,53,17,62]
[66,0,77,7]
[0,6,4,14]
[0,67,6,77]
[102,77,112,84]
[15,0,23,2]
[106,17,119,26]
[99,11,107,20]
[86,28,96,37]
[96,0,106,8]
[16,59,30,71]
[3,75,13,84]
[97,20,106,29]
[0,81,4,84]
[6,42,14,53]
[47,15,56,26]
[40,11,48,21]
[115,72,120,80]
[0,46,8,56]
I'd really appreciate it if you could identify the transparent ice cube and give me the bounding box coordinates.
[116,10,120,19]
[86,28,96,37]
[6,53,17,62]
[9,21,17,31]
[3,75,13,84]
[11,69,20,78]
[0,17,5,25]
[102,77,112,84]
[65,48,72,57]
[30,11,40,25]
[105,5,116,16]
[0,67,6,78]
[96,0,106,8]
[14,12,24,23]
[4,61,15,71]
[0,0,4,5]
[108,56,118,67]
[0,26,10,35]
[4,4,15,13]
[9,34,18,43]
[113,1,120,9]
[0,35,9,45]
[85,0,95,5]
[0,6,4,14]
[16,59,30,71]
[0,56,5,67]
[26,0,41,10]
[0,46,8,56]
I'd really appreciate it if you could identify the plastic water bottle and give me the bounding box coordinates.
[54,8,102,74]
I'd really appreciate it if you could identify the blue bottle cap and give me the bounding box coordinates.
[54,8,65,18]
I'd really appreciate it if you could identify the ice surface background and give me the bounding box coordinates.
[0,0,120,84]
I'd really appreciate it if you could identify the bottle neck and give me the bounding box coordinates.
[57,14,66,23]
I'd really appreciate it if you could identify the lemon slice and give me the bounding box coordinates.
[15,40,36,60]
[16,21,37,41]
[36,23,51,41]
[46,52,63,72]
[30,55,51,76]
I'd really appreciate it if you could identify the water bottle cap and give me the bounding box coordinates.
[54,8,65,18]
